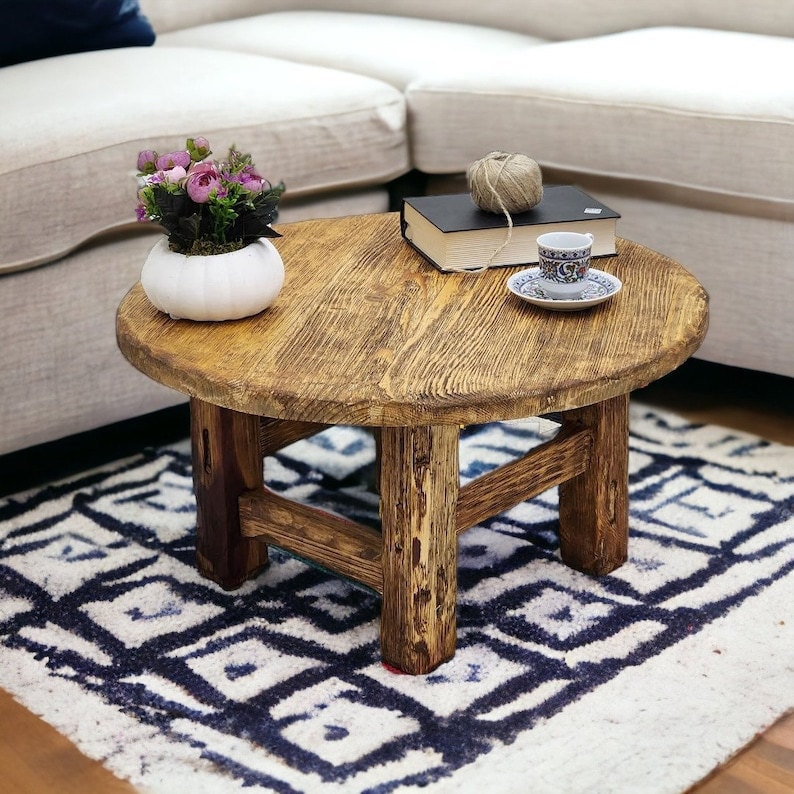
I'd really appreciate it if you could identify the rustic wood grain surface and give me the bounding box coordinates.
[116,212,708,427]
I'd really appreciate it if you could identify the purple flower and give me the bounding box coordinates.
[137,149,157,173]
[135,202,148,222]
[186,162,220,203]
[240,172,265,193]
[155,150,191,171]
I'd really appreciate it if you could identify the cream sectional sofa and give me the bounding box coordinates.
[1,0,792,456]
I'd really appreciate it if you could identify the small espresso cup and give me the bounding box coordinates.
[536,231,594,300]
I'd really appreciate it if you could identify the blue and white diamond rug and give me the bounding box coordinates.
[1,403,792,793]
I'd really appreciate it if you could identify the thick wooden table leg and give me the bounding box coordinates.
[191,398,268,590]
[558,393,629,576]
[379,424,459,674]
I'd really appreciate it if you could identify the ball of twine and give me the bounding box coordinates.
[460,152,543,271]
[467,151,543,215]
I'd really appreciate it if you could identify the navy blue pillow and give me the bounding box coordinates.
[0,1,156,67]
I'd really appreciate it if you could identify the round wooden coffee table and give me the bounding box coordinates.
[117,212,708,674]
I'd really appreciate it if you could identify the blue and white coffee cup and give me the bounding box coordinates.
[537,231,595,299]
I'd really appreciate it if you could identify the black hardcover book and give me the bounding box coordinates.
[400,185,620,272]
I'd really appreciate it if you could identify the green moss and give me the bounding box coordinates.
[172,239,247,256]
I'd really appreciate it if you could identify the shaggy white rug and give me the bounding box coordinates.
[0,403,792,793]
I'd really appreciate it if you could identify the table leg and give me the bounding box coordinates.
[379,424,460,674]
[190,398,269,590]
[558,393,629,576]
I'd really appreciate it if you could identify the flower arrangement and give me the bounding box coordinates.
[136,137,285,256]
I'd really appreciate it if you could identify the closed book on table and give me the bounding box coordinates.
[400,185,620,272]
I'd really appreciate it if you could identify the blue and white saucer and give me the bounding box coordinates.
[507,267,622,312]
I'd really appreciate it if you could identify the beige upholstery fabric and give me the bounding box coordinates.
[0,47,407,273]
[139,0,282,33]
[589,189,794,378]
[159,12,541,90]
[278,187,389,221]
[0,229,182,455]
[408,27,794,203]
[0,187,388,455]
[139,0,794,39]
[303,0,794,38]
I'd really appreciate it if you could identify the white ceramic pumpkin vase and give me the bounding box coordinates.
[140,237,285,321]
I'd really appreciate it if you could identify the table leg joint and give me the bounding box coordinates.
[456,423,594,534]
[259,417,330,456]
[240,487,383,593]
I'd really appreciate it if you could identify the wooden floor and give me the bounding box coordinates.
[1,359,792,792]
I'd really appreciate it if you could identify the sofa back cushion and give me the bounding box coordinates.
[138,0,280,32]
[0,0,155,67]
[0,45,408,274]
[139,0,794,38]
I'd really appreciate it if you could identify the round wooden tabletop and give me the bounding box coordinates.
[117,212,708,427]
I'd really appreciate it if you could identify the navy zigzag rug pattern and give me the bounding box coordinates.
[1,403,793,793]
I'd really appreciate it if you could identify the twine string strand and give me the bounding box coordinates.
[456,151,542,273]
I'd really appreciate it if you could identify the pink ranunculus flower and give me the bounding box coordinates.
[186,162,221,203]
[156,150,191,171]
[188,162,218,176]
[162,165,187,184]
[137,149,157,172]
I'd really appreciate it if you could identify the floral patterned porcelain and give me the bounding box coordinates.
[507,267,622,311]
[536,231,595,299]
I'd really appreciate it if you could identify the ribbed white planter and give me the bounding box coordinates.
[140,237,285,321]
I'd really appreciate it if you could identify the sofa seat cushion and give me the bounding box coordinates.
[157,11,542,90]
[0,46,407,274]
[408,27,794,204]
